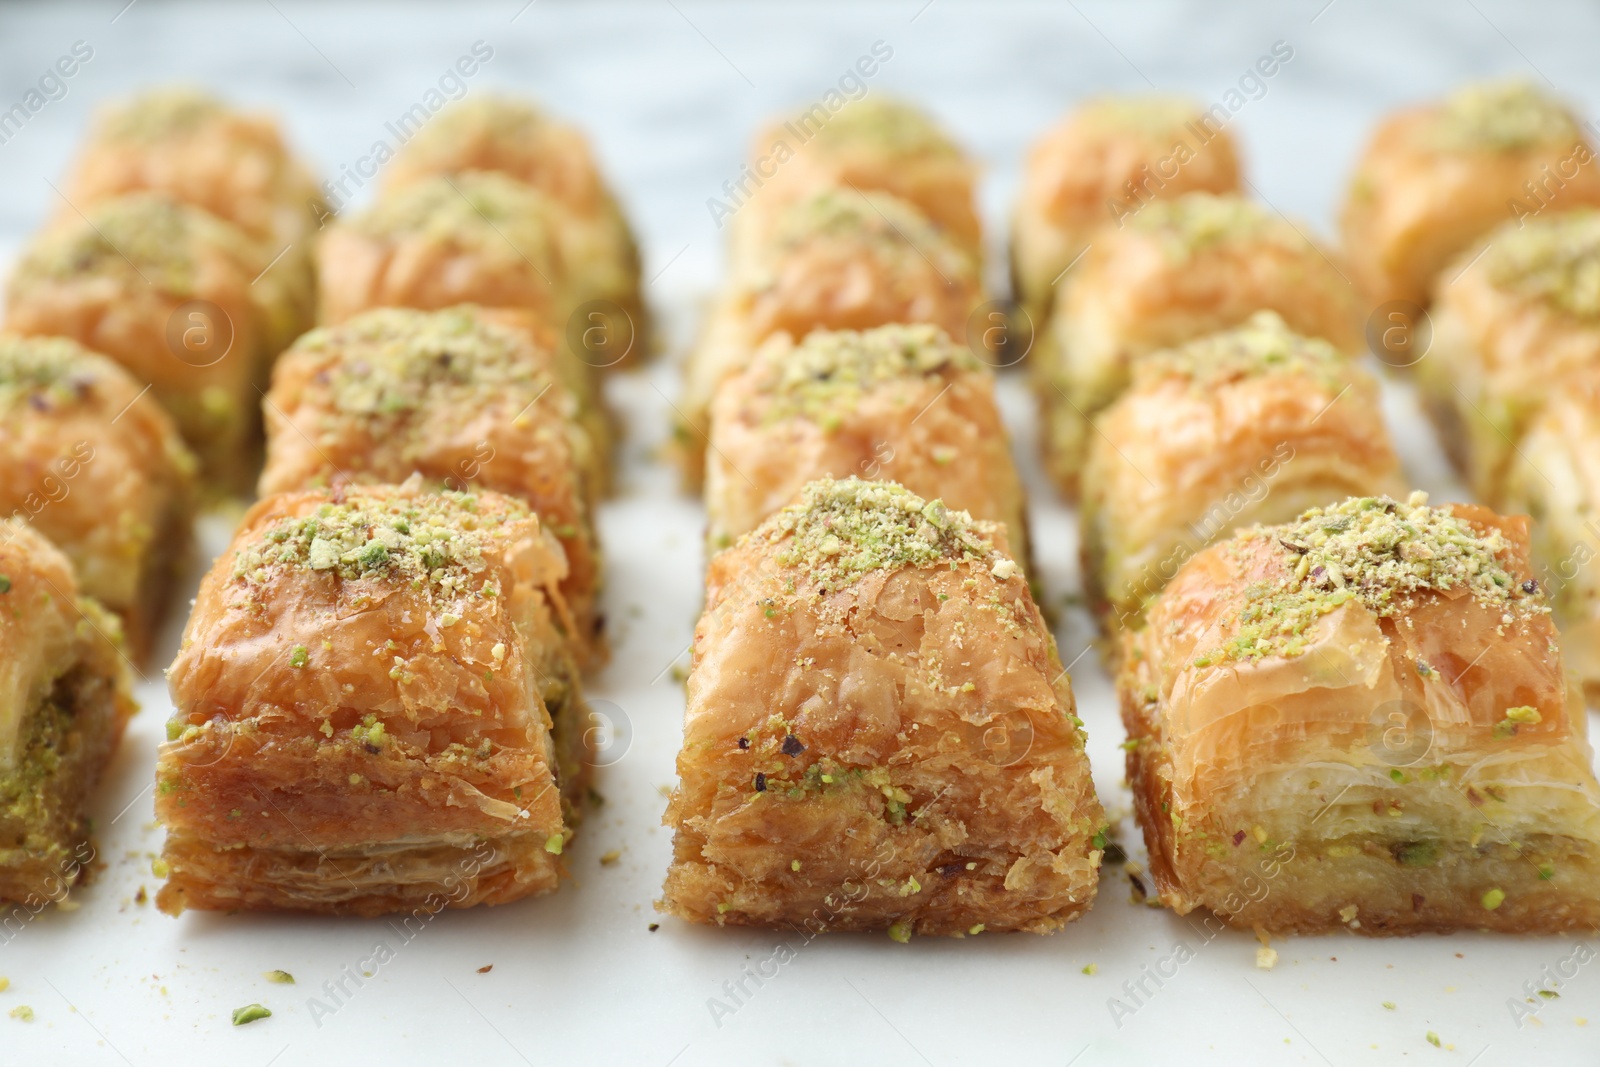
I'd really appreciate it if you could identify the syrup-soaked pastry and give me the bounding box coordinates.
[1419,209,1600,501]
[1120,494,1600,934]
[730,96,981,269]
[155,480,593,916]
[1033,192,1361,496]
[1081,313,1404,635]
[316,171,568,329]
[0,521,136,905]
[260,306,607,668]
[679,188,983,486]
[1341,80,1600,307]
[705,324,1027,563]
[661,478,1104,937]
[1500,373,1600,701]
[0,335,197,662]
[6,193,302,492]
[60,86,320,336]
[381,95,646,365]
[1011,95,1243,331]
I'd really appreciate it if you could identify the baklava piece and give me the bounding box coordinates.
[1120,494,1600,934]
[156,481,592,916]
[6,193,301,492]
[731,97,981,268]
[1034,192,1360,495]
[261,306,607,667]
[679,188,982,485]
[661,478,1104,936]
[1342,80,1600,306]
[381,96,646,364]
[705,324,1027,562]
[1501,374,1600,700]
[0,334,197,662]
[316,172,567,330]
[1082,313,1403,635]
[0,521,136,905]
[1011,95,1243,330]
[1419,209,1600,501]
[61,86,320,340]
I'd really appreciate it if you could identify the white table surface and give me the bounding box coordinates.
[0,2,1597,1064]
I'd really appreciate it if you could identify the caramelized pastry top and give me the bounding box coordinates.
[759,323,979,422]
[1195,493,1543,668]
[1135,311,1349,391]
[1480,208,1600,318]
[1431,80,1583,153]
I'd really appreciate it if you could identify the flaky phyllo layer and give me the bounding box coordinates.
[0,523,134,906]
[1121,494,1600,934]
[156,482,592,917]
[664,478,1104,937]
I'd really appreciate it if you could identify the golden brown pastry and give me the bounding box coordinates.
[1033,192,1361,495]
[1011,95,1243,331]
[0,520,136,905]
[1501,374,1600,701]
[6,193,302,492]
[59,85,320,337]
[1419,209,1600,501]
[63,86,324,253]
[705,324,1026,563]
[155,480,593,916]
[0,334,197,662]
[679,188,983,484]
[381,95,646,365]
[730,97,981,268]
[260,306,607,668]
[661,478,1104,937]
[316,171,567,329]
[1342,80,1600,306]
[1120,494,1600,934]
[1081,313,1404,635]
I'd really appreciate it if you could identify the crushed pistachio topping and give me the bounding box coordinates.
[231,1003,271,1026]
[264,970,295,985]
[1482,210,1600,319]
[768,188,973,280]
[1195,493,1539,667]
[293,306,553,419]
[1080,95,1202,136]
[758,478,999,594]
[806,98,959,158]
[9,1005,33,1022]
[1433,80,1580,152]
[761,324,979,423]
[230,488,517,598]
[348,172,559,266]
[1126,192,1301,257]
[1492,704,1544,738]
[422,94,555,146]
[98,87,226,141]
[1134,311,1349,392]
[0,335,106,411]
[20,193,243,293]
[886,918,914,943]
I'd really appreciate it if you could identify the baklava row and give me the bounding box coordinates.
[318,95,647,375]
[663,101,1107,939]
[1084,84,1600,936]
[152,97,638,915]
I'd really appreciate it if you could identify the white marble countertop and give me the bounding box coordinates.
[0,2,1597,1065]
